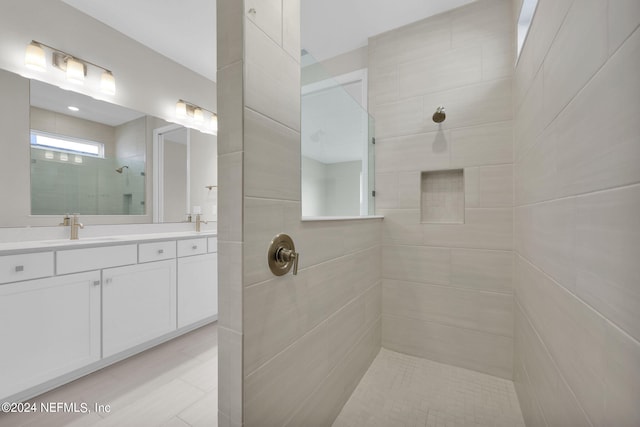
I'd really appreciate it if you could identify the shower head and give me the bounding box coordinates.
[115,166,129,174]
[432,106,446,123]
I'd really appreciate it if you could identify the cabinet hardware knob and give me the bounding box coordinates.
[15,265,24,272]
[158,249,164,254]
[93,280,100,286]
[105,278,112,284]
[192,245,198,250]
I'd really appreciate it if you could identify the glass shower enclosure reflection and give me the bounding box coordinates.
[301,52,375,217]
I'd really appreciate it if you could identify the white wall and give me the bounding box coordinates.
[512,0,640,425]
[370,0,515,379]
[162,140,187,223]
[189,130,218,220]
[302,156,362,217]
[301,155,327,216]
[325,160,361,216]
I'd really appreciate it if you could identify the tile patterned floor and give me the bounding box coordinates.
[333,348,525,427]
[0,323,218,427]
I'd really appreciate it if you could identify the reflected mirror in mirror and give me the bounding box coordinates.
[30,80,147,216]
[153,124,217,224]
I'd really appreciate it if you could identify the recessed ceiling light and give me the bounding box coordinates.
[68,106,79,112]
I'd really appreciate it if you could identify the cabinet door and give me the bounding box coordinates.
[177,253,218,328]
[103,259,176,358]
[0,271,100,400]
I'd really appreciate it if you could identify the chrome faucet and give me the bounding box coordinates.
[195,214,208,232]
[70,214,84,240]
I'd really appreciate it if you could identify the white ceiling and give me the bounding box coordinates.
[62,0,475,81]
[30,80,144,127]
[302,0,476,61]
[62,0,217,82]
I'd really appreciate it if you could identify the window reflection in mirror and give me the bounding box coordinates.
[29,79,147,216]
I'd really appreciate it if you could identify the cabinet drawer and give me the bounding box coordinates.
[0,252,54,284]
[207,237,218,253]
[139,241,176,263]
[57,245,137,275]
[177,238,207,257]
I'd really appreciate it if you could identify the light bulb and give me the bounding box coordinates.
[66,58,85,84]
[100,70,116,95]
[25,42,46,72]
[176,101,187,118]
[210,114,218,133]
[194,108,204,123]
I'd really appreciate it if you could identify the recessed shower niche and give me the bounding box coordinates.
[421,169,464,224]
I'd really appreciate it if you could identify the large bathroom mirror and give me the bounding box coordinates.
[30,79,147,216]
[0,67,217,227]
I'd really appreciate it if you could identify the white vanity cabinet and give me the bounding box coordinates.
[102,259,177,358]
[0,271,101,399]
[0,232,216,402]
[177,251,218,328]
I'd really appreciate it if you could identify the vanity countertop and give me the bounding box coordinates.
[0,231,217,255]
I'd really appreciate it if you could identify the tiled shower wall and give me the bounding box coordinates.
[369,0,516,379]
[217,1,382,426]
[512,0,640,425]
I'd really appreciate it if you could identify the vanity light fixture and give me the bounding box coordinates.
[175,99,218,133]
[100,70,116,95]
[65,57,85,85]
[25,41,46,71]
[193,107,204,123]
[24,40,116,95]
[176,100,188,118]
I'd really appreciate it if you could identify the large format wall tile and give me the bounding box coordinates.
[383,279,514,336]
[604,324,640,426]
[514,305,591,427]
[244,108,301,201]
[555,28,640,197]
[244,324,330,427]
[608,0,640,55]
[422,208,513,250]
[542,0,608,126]
[382,244,450,285]
[398,46,482,98]
[450,122,513,167]
[217,62,244,156]
[515,198,576,291]
[516,257,607,426]
[245,20,300,131]
[574,184,640,342]
[376,132,450,173]
[383,314,514,379]
[217,152,243,243]
[451,248,513,293]
[245,0,282,46]
[284,321,380,427]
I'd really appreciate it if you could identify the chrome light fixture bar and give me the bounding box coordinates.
[25,40,116,95]
[176,99,218,133]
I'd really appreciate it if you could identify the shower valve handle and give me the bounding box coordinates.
[267,233,299,276]
[276,247,299,276]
